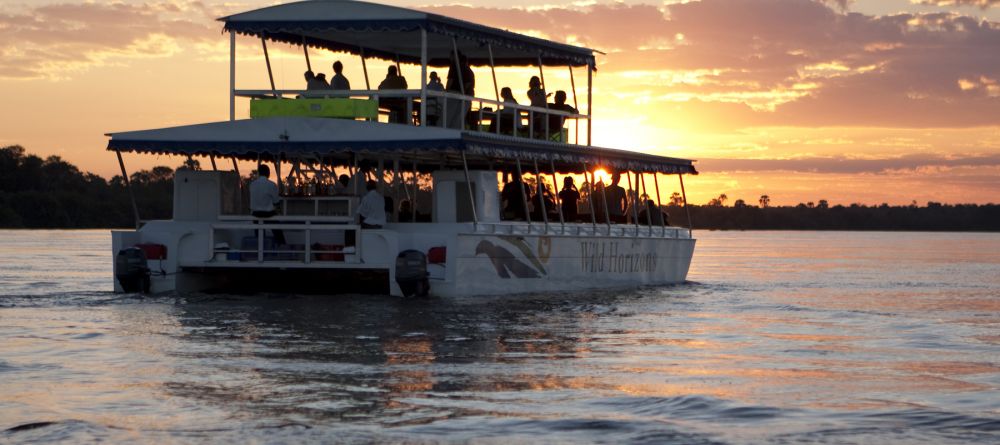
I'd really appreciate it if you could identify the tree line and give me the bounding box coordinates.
[1,145,997,231]
[0,145,172,228]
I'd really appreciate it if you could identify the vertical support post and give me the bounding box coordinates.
[262,37,278,98]
[302,36,311,71]
[569,65,579,144]
[533,159,548,232]
[538,54,549,138]
[210,155,218,171]
[451,38,465,131]
[274,157,282,196]
[600,169,611,234]
[487,45,499,101]
[549,158,564,229]
[628,170,639,237]
[420,28,428,127]
[514,158,532,229]
[584,163,597,229]
[116,150,141,229]
[653,172,666,237]
[411,161,418,223]
[461,151,478,230]
[587,60,593,146]
[229,31,236,121]
[231,158,241,177]
[679,173,693,234]
[392,159,400,222]
[640,172,653,236]
[360,47,371,90]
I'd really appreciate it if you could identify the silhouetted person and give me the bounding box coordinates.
[398,199,413,222]
[547,90,578,140]
[426,71,444,126]
[445,52,474,129]
[501,175,532,220]
[379,66,409,123]
[638,199,669,226]
[527,76,549,137]
[605,172,627,222]
[249,164,285,245]
[357,180,386,228]
[488,87,520,135]
[558,176,580,222]
[330,61,350,90]
[304,70,328,90]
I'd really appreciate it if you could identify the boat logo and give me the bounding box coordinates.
[474,236,550,279]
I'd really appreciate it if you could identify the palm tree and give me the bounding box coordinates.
[759,194,770,208]
[718,193,728,206]
[669,192,684,206]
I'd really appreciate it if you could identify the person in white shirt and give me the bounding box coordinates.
[249,164,285,244]
[357,180,386,228]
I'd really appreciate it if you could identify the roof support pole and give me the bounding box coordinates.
[420,28,428,127]
[537,54,550,138]
[451,38,466,130]
[653,172,666,237]
[628,170,640,237]
[600,169,611,234]
[587,60,593,146]
[533,159,549,232]
[487,45,499,102]
[261,37,278,98]
[302,36,311,72]
[360,48,371,90]
[514,158,532,230]
[584,162,597,229]
[210,155,218,171]
[549,158,565,230]
[231,158,240,177]
[461,151,478,230]
[411,160,418,223]
[640,172,653,236]
[116,150,141,230]
[392,159,400,222]
[569,65,578,144]
[274,157,282,195]
[679,173,693,235]
[229,31,236,121]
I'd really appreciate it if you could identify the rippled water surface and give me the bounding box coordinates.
[1,230,998,444]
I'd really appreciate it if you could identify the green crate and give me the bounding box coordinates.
[250,98,378,120]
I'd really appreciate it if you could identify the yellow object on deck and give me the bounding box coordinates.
[249,98,378,120]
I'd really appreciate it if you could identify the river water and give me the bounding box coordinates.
[0,230,997,444]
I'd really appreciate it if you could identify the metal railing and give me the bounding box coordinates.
[209,222,361,264]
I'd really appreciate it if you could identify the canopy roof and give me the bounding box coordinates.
[106,118,696,175]
[220,0,597,67]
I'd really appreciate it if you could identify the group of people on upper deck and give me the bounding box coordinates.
[300,55,579,139]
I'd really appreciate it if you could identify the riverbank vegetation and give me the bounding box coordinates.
[1,145,997,231]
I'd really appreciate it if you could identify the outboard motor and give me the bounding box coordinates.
[115,247,151,293]
[395,249,429,298]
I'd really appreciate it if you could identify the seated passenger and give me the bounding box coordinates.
[546,91,578,139]
[304,70,328,91]
[487,87,520,135]
[357,180,386,229]
[638,199,670,226]
[426,71,444,126]
[378,66,409,124]
[249,164,285,245]
[501,175,532,220]
[330,61,351,90]
[398,199,413,222]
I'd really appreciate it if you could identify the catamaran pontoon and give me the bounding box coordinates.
[108,0,698,297]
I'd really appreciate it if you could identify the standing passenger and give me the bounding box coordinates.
[527,76,549,137]
[445,52,474,129]
[249,164,285,245]
[558,176,580,222]
[426,71,444,126]
[605,172,627,223]
[378,66,409,123]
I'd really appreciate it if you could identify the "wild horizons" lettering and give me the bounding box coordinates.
[580,241,657,274]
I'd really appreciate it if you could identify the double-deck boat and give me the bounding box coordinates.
[107,0,698,297]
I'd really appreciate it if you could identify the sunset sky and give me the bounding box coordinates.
[1,0,998,206]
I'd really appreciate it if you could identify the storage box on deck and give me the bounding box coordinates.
[249,98,378,120]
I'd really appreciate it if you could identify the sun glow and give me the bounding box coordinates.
[593,168,612,184]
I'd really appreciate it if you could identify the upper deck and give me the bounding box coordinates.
[220,0,596,146]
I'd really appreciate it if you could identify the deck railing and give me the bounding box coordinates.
[235,89,588,144]
[209,222,361,264]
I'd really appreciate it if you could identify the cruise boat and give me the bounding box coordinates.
[107,0,698,298]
